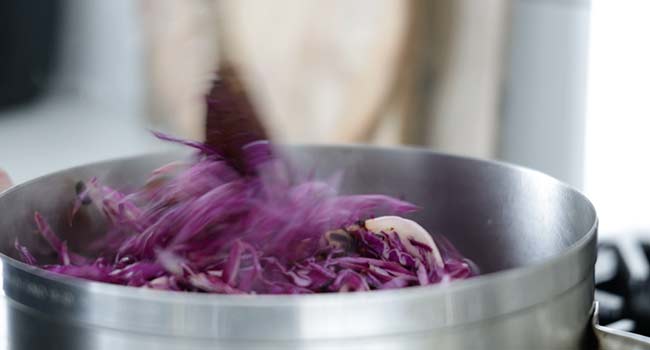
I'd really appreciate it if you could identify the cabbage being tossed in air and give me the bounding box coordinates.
[16,135,476,294]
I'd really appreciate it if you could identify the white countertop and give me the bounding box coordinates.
[0,94,176,185]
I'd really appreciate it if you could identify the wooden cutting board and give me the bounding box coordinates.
[141,0,411,143]
[141,0,509,157]
[216,0,411,143]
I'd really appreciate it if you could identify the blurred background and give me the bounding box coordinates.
[0,0,645,240]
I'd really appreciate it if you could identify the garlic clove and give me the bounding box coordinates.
[364,216,444,268]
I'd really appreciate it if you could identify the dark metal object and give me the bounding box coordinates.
[596,237,650,336]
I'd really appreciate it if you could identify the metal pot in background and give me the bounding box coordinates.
[498,0,591,189]
[0,146,646,349]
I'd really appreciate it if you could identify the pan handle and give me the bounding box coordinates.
[592,302,650,349]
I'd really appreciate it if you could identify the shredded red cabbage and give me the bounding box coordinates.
[16,135,476,294]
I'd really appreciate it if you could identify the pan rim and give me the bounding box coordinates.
[0,144,598,339]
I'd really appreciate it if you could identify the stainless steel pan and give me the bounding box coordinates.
[0,145,647,349]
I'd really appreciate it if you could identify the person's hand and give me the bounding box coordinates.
[0,169,12,191]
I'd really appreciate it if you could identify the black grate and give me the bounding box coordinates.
[596,238,650,335]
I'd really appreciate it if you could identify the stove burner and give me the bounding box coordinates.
[596,238,650,335]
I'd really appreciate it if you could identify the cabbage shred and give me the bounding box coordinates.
[16,135,474,294]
